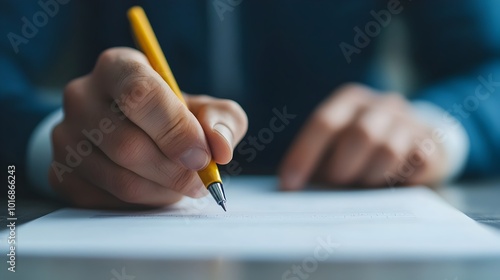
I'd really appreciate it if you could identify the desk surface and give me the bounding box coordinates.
[435,179,500,230]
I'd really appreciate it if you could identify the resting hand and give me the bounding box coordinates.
[280,83,448,190]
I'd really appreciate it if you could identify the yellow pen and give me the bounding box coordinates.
[127,6,226,211]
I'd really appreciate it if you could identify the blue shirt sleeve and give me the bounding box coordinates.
[406,0,500,178]
[0,1,66,194]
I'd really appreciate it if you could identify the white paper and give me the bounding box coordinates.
[4,176,500,261]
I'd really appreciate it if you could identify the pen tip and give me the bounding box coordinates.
[208,182,227,211]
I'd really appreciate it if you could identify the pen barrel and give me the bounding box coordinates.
[128,6,223,190]
[198,160,222,187]
[128,6,185,104]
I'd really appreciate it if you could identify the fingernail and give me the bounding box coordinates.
[180,148,209,170]
[214,123,233,147]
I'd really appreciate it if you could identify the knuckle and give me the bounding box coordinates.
[96,48,122,68]
[311,111,336,131]
[96,47,148,75]
[155,115,192,153]
[152,161,172,183]
[112,135,146,167]
[63,78,83,96]
[118,67,159,114]
[119,60,147,82]
[63,78,87,117]
[336,82,369,97]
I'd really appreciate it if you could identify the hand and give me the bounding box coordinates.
[49,47,248,209]
[279,83,448,190]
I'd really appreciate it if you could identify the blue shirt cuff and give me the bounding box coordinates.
[411,101,470,181]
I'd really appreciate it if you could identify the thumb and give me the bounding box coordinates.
[187,95,248,164]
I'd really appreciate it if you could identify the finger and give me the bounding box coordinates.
[279,84,374,190]
[93,47,211,171]
[325,103,393,184]
[51,121,147,208]
[62,75,94,122]
[187,95,248,164]
[79,103,207,198]
[359,122,415,186]
[73,147,196,206]
[49,167,140,210]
